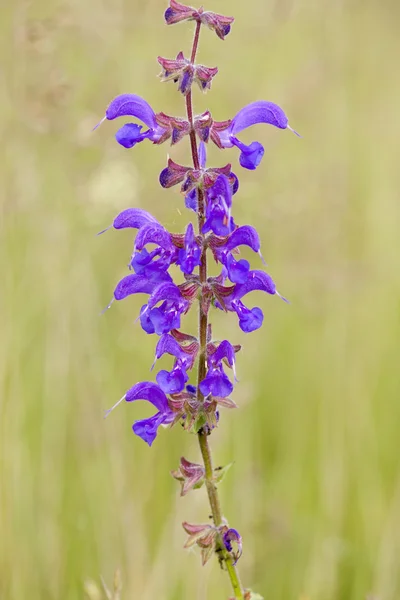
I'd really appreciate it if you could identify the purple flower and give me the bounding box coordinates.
[177,223,202,275]
[200,340,236,398]
[203,175,235,236]
[131,222,177,276]
[200,364,233,398]
[95,93,167,149]
[126,382,174,446]
[223,528,242,565]
[217,270,283,333]
[140,282,190,335]
[157,365,189,394]
[113,275,188,335]
[103,208,178,278]
[211,101,299,170]
[212,225,262,284]
[153,334,197,394]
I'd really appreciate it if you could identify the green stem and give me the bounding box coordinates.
[184,21,245,600]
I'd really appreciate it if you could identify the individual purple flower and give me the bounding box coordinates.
[223,528,242,565]
[211,101,299,170]
[126,382,174,446]
[131,222,178,277]
[140,282,190,335]
[153,334,198,394]
[177,223,202,275]
[103,208,179,278]
[103,381,174,446]
[215,270,284,333]
[200,364,233,398]
[211,225,262,284]
[113,275,189,335]
[200,340,236,398]
[94,94,169,149]
[203,175,235,236]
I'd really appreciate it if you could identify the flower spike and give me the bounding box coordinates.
[99,3,295,595]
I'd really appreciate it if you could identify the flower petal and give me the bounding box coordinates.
[224,226,261,254]
[147,282,183,310]
[126,381,169,411]
[232,139,264,170]
[133,412,167,446]
[225,254,250,284]
[200,367,233,398]
[135,223,173,252]
[115,123,153,148]
[232,270,276,303]
[113,208,159,231]
[231,101,289,135]
[213,340,235,367]
[106,93,157,130]
[236,305,264,333]
[155,333,187,361]
[114,273,158,300]
[198,141,207,168]
[156,367,188,394]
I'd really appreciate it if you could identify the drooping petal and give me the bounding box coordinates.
[231,138,264,171]
[133,411,171,446]
[234,303,264,333]
[156,366,188,394]
[224,253,250,284]
[115,123,153,149]
[200,366,233,398]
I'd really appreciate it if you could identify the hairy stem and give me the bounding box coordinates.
[185,22,245,600]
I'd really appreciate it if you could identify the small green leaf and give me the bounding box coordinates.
[194,412,207,432]
[213,462,234,483]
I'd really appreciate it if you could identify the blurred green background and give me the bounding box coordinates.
[1,0,400,598]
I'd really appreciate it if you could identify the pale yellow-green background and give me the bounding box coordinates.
[1,0,400,598]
